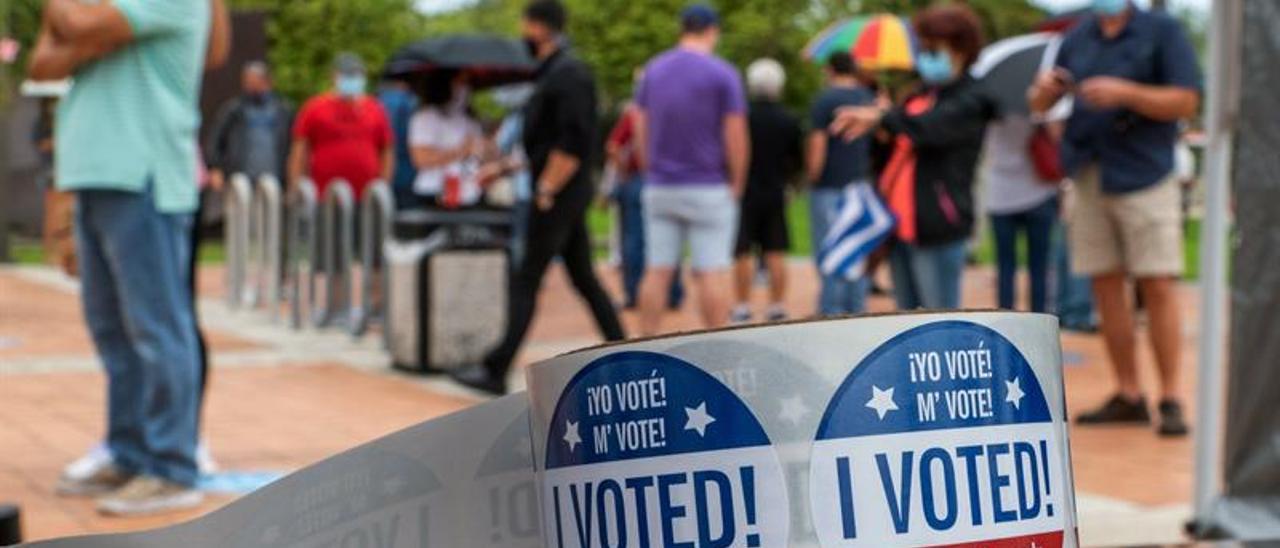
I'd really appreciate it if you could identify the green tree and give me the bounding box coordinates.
[419,0,1047,115]
[2,0,48,106]
[5,0,424,104]
[855,0,1046,42]
[230,0,424,101]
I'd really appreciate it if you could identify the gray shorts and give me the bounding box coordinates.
[642,184,738,272]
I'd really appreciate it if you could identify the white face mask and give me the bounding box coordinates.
[336,75,366,98]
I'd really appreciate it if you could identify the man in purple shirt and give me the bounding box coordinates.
[634,3,749,335]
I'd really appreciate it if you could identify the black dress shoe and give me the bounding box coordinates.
[1076,394,1150,425]
[1157,399,1189,437]
[450,364,507,396]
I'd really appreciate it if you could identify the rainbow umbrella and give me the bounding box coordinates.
[802,16,872,62]
[851,14,919,71]
[804,14,919,71]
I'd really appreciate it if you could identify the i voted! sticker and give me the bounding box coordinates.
[811,321,1069,547]
[542,351,789,548]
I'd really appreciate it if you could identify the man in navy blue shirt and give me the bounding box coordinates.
[806,51,876,317]
[1029,0,1200,436]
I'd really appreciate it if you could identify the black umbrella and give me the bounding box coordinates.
[970,32,1061,116]
[384,34,537,89]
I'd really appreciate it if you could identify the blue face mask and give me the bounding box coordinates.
[916,50,954,85]
[1092,0,1128,16]
[336,75,366,98]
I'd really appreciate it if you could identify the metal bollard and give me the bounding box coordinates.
[353,180,393,342]
[316,179,356,329]
[286,179,318,330]
[253,175,285,320]
[223,173,252,308]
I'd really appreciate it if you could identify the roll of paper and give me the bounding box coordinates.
[27,395,542,548]
[29,313,1077,547]
[527,312,1078,548]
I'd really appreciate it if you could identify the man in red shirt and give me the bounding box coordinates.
[288,52,393,198]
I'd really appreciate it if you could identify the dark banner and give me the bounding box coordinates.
[1211,0,1280,539]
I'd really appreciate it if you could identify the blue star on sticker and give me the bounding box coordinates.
[866,385,898,420]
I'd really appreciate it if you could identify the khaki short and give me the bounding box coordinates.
[1067,165,1183,277]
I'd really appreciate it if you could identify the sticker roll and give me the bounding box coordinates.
[25,395,543,548]
[527,312,1079,548]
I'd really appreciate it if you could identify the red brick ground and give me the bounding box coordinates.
[0,262,1201,541]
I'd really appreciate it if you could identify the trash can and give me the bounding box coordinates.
[0,503,20,546]
[386,208,510,373]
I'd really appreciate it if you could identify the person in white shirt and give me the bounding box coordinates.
[408,69,487,207]
[982,114,1060,313]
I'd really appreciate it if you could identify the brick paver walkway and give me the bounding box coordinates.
[0,261,1203,545]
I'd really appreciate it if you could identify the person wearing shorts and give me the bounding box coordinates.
[633,4,749,334]
[731,58,801,323]
[1029,1,1201,436]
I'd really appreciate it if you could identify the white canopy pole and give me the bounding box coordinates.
[1192,0,1241,526]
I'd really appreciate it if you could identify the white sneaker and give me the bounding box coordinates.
[196,443,218,475]
[729,305,752,324]
[64,441,217,479]
[57,461,133,497]
[765,305,788,322]
[96,476,203,516]
[62,444,114,483]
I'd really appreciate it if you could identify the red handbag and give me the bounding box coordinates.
[1028,124,1065,184]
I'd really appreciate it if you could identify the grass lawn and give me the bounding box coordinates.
[5,204,1207,281]
[587,194,1205,281]
[4,235,227,266]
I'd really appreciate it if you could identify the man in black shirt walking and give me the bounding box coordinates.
[452,0,625,395]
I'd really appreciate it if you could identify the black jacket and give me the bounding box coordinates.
[881,75,996,246]
[522,47,597,199]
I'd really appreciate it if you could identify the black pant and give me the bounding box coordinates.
[485,183,624,377]
[189,192,209,427]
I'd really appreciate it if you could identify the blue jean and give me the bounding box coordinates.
[888,238,968,310]
[75,188,200,486]
[617,175,683,308]
[810,186,870,315]
[990,196,1058,312]
[1052,223,1096,328]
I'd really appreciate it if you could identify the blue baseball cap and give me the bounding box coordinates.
[680,4,719,32]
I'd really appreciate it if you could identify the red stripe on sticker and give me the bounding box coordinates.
[929,530,1064,548]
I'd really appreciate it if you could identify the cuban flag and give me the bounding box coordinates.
[817,183,895,280]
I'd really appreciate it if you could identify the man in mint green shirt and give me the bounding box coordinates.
[30,0,227,516]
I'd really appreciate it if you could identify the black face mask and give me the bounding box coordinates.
[246,91,268,105]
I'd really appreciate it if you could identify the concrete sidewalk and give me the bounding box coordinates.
[0,261,1200,545]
